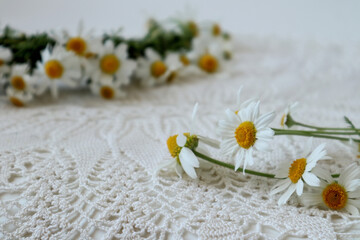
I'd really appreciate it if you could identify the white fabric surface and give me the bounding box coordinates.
[1,38,360,239]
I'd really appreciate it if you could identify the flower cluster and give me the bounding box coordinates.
[161,87,360,215]
[0,19,232,106]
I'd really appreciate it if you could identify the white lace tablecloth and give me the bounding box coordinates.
[1,38,360,240]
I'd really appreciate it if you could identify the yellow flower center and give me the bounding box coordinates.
[0,59,4,66]
[212,24,221,36]
[151,60,167,78]
[234,121,257,149]
[322,183,348,210]
[198,54,218,73]
[188,21,198,36]
[66,37,87,55]
[100,86,115,99]
[100,54,120,74]
[166,71,177,83]
[166,133,199,164]
[45,60,64,79]
[288,158,306,183]
[9,97,24,107]
[180,55,190,66]
[11,76,26,91]
[357,143,360,158]
[167,134,182,160]
[280,114,286,127]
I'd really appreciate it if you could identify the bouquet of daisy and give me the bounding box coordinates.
[0,18,232,106]
[160,87,360,215]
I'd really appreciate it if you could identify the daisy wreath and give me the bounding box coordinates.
[0,18,232,106]
[161,87,360,215]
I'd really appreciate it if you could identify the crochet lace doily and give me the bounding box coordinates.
[1,37,360,239]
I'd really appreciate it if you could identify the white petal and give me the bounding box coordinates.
[296,180,304,196]
[180,160,197,179]
[275,164,290,178]
[234,149,245,171]
[198,136,220,149]
[254,139,271,151]
[270,178,291,195]
[348,190,360,198]
[225,108,240,124]
[146,48,160,61]
[176,134,187,147]
[346,179,360,192]
[302,172,320,187]
[278,184,296,205]
[116,43,128,59]
[311,167,333,183]
[301,192,323,206]
[175,163,183,178]
[339,163,360,187]
[255,111,276,129]
[179,147,199,168]
[345,204,359,215]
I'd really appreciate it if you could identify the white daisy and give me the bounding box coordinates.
[90,40,136,87]
[135,48,181,87]
[89,75,125,100]
[0,46,12,76]
[37,45,81,98]
[6,87,33,107]
[217,101,275,172]
[188,35,225,74]
[8,64,35,93]
[270,138,330,205]
[50,21,99,57]
[280,102,299,128]
[160,103,213,178]
[301,163,360,215]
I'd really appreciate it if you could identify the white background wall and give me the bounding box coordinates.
[1,0,360,44]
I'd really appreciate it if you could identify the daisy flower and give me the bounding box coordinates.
[8,64,35,93]
[135,48,181,87]
[6,87,33,107]
[90,75,125,100]
[280,102,298,128]
[5,64,38,107]
[301,163,360,215]
[217,101,275,172]
[270,138,330,205]
[90,40,136,87]
[37,45,81,98]
[188,35,224,74]
[160,103,213,178]
[0,46,12,76]
[50,21,99,57]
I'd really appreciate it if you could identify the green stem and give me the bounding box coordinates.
[272,128,360,143]
[273,128,360,136]
[293,121,360,131]
[193,150,340,179]
[193,150,276,178]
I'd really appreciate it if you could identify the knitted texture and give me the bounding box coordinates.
[0,38,360,239]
